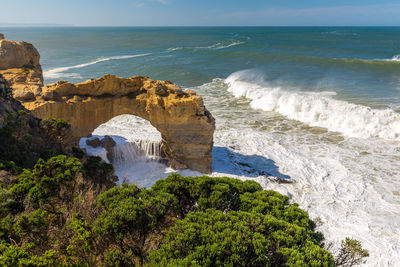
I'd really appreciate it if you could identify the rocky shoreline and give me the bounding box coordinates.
[0,34,215,173]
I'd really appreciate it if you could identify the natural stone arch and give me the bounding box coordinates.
[22,75,215,173]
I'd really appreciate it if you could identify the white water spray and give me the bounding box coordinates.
[112,139,162,168]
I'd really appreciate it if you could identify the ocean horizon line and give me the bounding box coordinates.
[1,25,400,28]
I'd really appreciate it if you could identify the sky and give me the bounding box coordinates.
[1,0,400,26]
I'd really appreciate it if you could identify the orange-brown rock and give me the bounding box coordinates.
[0,37,43,101]
[23,74,215,173]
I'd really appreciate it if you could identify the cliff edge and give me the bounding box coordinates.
[0,35,43,101]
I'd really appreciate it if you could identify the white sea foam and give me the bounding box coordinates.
[43,53,151,79]
[80,115,201,187]
[225,69,400,141]
[77,80,400,266]
[211,128,400,267]
[195,41,245,50]
[391,55,400,61]
[214,41,245,49]
[81,111,400,266]
[167,47,183,51]
[167,41,245,52]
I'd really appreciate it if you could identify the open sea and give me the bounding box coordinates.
[3,26,400,266]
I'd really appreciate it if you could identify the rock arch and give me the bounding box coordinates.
[22,75,215,173]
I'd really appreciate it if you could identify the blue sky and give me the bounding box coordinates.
[1,0,400,26]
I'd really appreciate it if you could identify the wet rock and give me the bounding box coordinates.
[101,136,116,150]
[86,137,101,148]
[101,136,116,162]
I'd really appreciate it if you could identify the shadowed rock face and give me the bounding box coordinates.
[23,74,216,173]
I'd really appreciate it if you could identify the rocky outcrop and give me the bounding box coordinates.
[23,75,215,173]
[0,36,43,101]
[0,74,72,168]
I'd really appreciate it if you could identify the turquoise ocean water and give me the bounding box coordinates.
[2,27,400,266]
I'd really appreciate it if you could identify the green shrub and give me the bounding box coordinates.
[40,116,71,137]
[147,209,334,266]
[104,248,135,267]
[0,188,19,217]
[8,155,82,209]
[150,174,262,216]
[63,213,95,265]
[14,209,49,244]
[334,238,370,266]
[83,156,114,179]
[94,183,178,264]
[0,242,57,266]
[65,213,92,254]
[0,216,13,243]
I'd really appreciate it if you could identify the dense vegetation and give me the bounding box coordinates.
[0,90,368,266]
[0,154,369,266]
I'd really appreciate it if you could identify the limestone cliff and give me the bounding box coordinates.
[0,36,43,101]
[23,75,216,173]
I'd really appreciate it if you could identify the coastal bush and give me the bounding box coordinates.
[0,215,13,243]
[8,155,82,209]
[0,188,19,217]
[104,248,135,267]
[334,238,370,266]
[150,174,262,215]
[40,116,71,137]
[0,242,57,266]
[145,174,333,266]
[0,163,368,266]
[0,111,66,168]
[14,209,49,245]
[0,160,22,174]
[94,183,178,264]
[147,209,334,266]
[83,155,114,179]
[63,213,95,265]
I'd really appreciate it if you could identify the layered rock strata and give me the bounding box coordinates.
[23,75,215,173]
[0,35,43,101]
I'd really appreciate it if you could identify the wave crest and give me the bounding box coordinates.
[44,53,151,79]
[391,55,400,61]
[225,69,400,140]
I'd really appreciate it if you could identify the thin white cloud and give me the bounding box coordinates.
[224,4,400,20]
[153,0,168,4]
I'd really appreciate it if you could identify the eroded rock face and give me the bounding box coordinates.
[0,39,43,101]
[23,75,216,173]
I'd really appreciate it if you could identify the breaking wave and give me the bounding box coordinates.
[225,69,400,140]
[43,53,151,79]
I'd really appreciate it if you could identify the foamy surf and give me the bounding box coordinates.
[80,115,202,187]
[43,53,152,79]
[79,111,400,266]
[225,69,400,141]
[167,41,245,52]
[391,55,400,61]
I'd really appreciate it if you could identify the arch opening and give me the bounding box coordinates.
[79,115,200,187]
